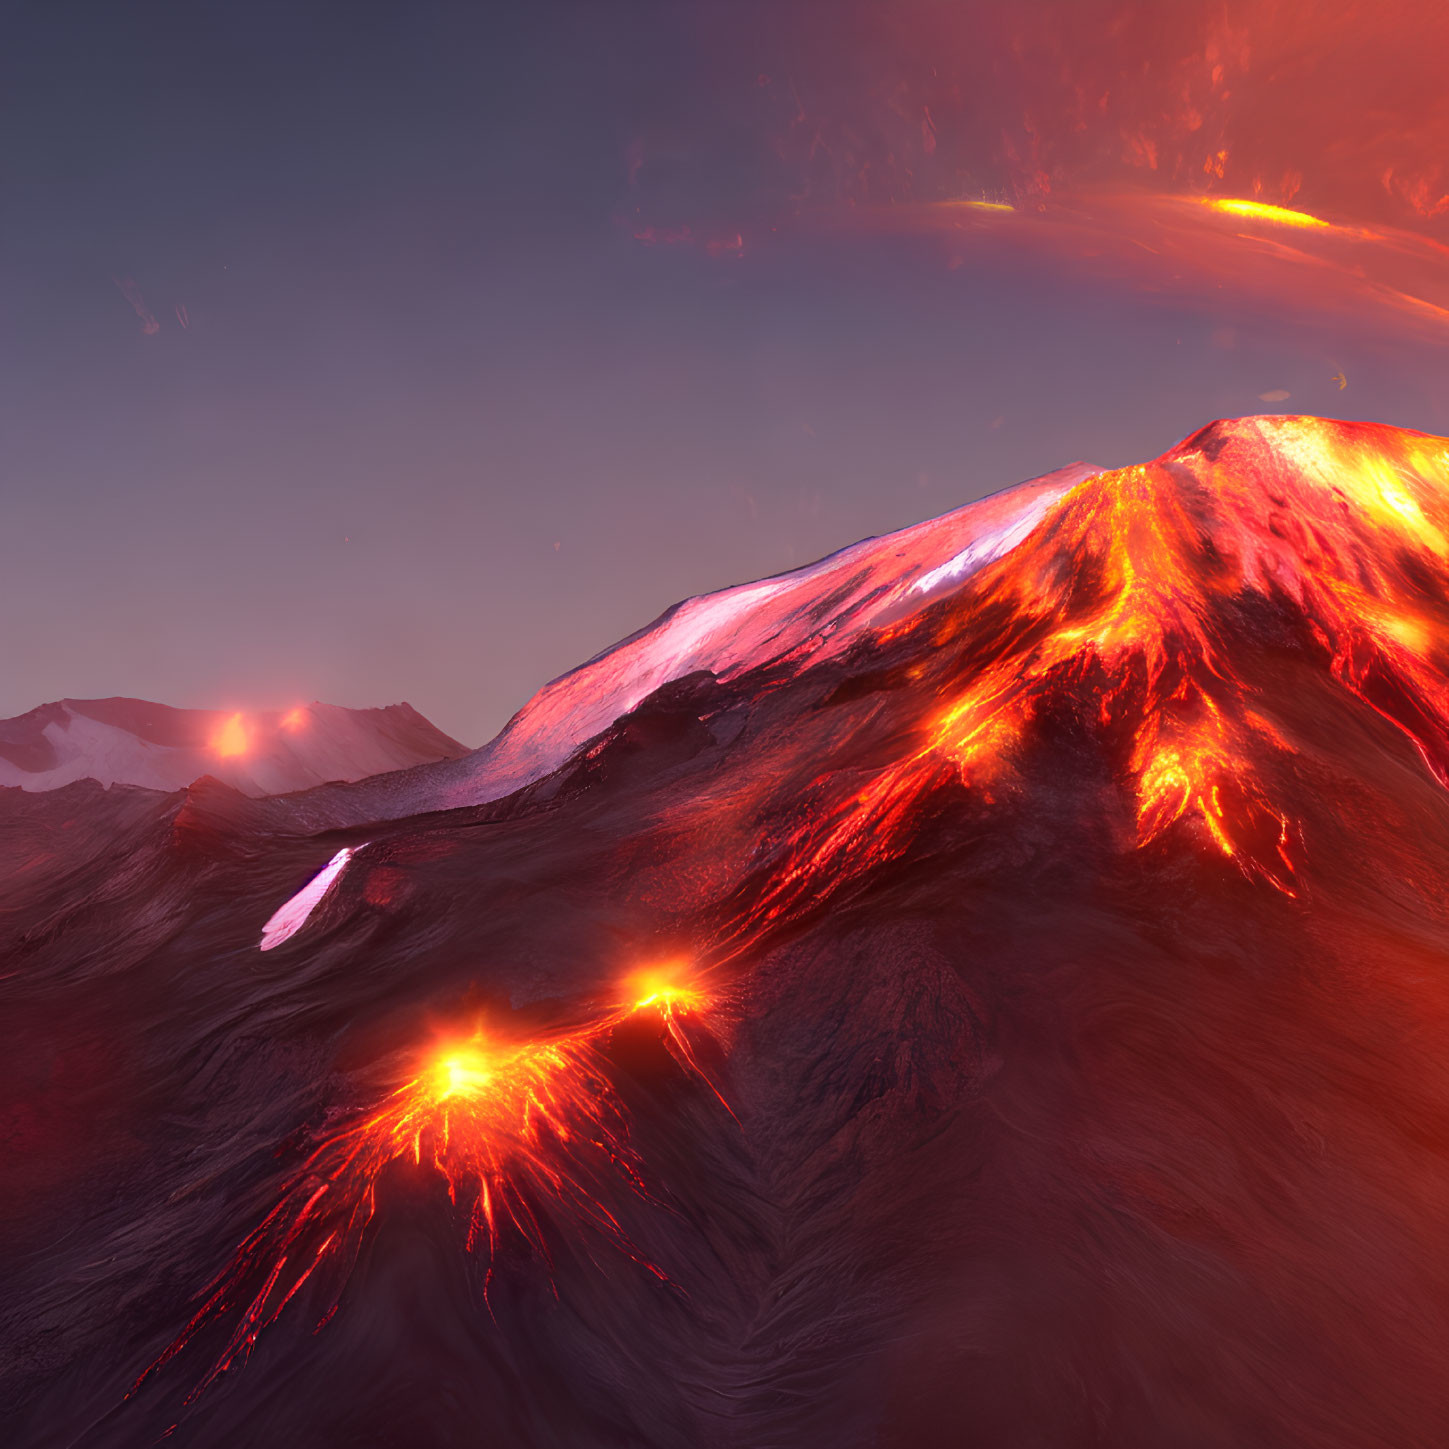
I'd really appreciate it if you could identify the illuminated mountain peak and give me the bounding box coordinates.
[852,416,1449,898]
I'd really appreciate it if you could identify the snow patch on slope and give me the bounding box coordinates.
[911,490,1061,596]
[420,461,1101,813]
[259,845,365,951]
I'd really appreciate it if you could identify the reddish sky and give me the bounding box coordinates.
[4,1,1447,745]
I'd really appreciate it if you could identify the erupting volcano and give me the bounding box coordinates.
[9,415,1449,1448]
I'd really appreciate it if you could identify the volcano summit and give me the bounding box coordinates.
[7,416,1449,1449]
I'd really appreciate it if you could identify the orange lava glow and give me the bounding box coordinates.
[280,707,309,732]
[711,418,1449,951]
[212,713,248,758]
[133,972,727,1402]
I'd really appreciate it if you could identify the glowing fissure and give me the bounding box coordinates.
[133,974,724,1403]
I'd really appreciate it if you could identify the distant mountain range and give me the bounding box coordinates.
[0,697,468,796]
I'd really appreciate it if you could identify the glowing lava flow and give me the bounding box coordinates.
[624,966,734,1116]
[132,973,725,1404]
[712,418,1449,947]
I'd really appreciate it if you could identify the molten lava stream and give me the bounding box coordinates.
[131,972,727,1406]
[727,424,1449,928]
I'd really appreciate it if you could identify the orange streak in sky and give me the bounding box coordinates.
[1202,197,1331,230]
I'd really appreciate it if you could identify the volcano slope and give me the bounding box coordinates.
[7,415,1449,1448]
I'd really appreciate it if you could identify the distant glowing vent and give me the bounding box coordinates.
[213,712,249,757]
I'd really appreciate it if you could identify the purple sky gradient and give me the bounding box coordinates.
[4,1,1447,745]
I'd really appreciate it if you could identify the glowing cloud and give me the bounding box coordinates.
[835,187,1449,346]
